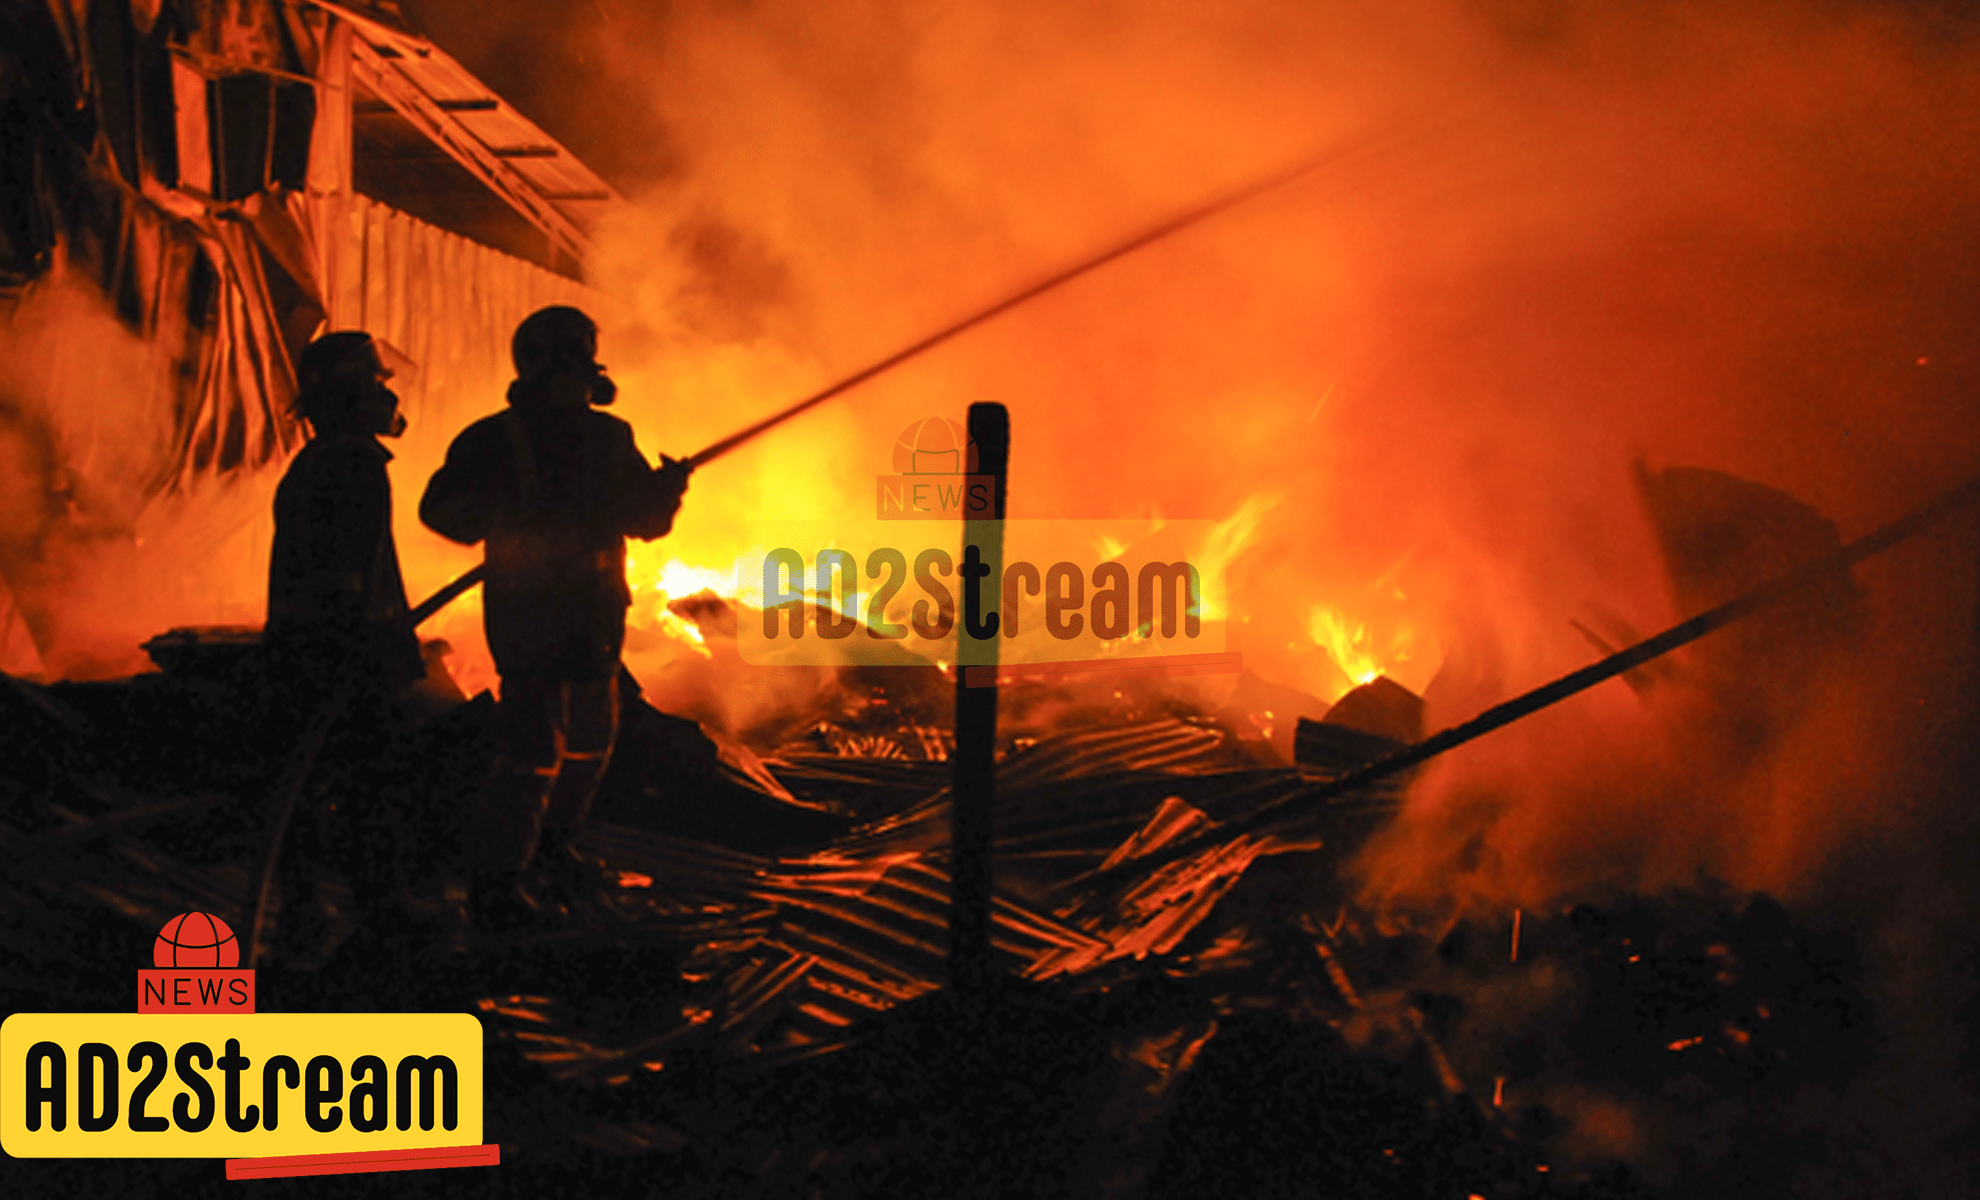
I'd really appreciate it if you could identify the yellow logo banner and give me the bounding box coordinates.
[2,1013,482,1158]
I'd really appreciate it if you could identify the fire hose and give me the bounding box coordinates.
[406,124,1417,628]
[257,129,1408,967]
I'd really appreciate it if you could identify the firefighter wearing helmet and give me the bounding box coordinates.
[267,330,423,701]
[421,306,690,927]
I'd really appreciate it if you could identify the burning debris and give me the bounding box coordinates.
[0,453,1952,1196]
[5,1,1980,1195]
[0,647,1893,1199]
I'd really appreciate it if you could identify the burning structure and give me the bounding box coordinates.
[0,0,607,677]
[6,1,1980,1197]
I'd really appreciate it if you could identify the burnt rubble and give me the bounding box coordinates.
[6,462,1960,1196]
[0,640,1891,1199]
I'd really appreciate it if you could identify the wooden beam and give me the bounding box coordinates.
[949,402,1009,996]
[31,796,226,846]
[348,37,591,264]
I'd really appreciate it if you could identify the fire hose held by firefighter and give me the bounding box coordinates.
[363,125,1551,944]
[419,306,691,934]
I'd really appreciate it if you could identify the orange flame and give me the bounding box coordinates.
[1307,605,1414,694]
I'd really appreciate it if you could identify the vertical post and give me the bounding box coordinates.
[950,403,1008,995]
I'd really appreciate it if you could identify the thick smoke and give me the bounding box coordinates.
[401,0,1980,893]
[390,0,1980,1187]
[0,274,281,677]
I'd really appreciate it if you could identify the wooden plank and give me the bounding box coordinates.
[348,37,591,264]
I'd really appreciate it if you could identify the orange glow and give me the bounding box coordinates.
[624,548,735,647]
[3,0,1976,940]
[1306,606,1413,697]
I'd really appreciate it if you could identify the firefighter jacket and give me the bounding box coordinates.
[419,402,685,681]
[265,432,425,693]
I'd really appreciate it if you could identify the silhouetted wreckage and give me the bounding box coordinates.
[0,460,1924,1198]
[0,663,1884,1200]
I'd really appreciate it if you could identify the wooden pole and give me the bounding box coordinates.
[949,403,1008,995]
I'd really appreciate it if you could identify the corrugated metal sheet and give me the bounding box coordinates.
[0,682,1402,1086]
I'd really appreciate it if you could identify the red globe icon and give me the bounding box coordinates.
[154,911,240,969]
[892,417,977,475]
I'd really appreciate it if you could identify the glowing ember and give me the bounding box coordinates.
[652,608,710,650]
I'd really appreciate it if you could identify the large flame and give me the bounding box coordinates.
[627,551,734,623]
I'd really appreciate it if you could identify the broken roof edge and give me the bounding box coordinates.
[309,0,629,270]
[297,0,413,30]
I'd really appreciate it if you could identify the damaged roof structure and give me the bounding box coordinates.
[0,0,614,674]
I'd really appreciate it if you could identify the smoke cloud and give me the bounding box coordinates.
[397,0,1980,895]
[389,1,1980,1186]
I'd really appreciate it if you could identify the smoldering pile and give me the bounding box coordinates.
[0,661,1882,1197]
[0,465,1917,1199]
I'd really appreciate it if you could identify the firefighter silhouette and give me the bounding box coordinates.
[422,306,688,931]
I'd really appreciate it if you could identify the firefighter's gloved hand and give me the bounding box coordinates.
[628,456,690,539]
[655,456,692,503]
